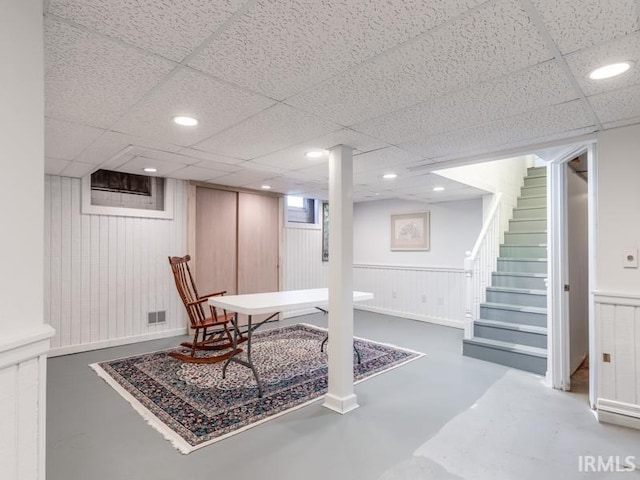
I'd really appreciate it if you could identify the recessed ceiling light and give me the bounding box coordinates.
[261,185,271,190]
[143,167,157,173]
[305,150,326,158]
[383,173,397,179]
[589,62,632,80]
[172,115,198,126]
[433,186,445,192]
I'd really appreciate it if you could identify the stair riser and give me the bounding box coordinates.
[528,167,546,176]
[512,207,547,220]
[491,274,547,290]
[521,185,547,197]
[462,342,547,375]
[504,232,547,245]
[524,176,546,187]
[497,259,547,273]
[480,306,547,327]
[508,219,547,232]
[518,196,546,208]
[499,246,547,258]
[474,324,547,348]
[486,290,547,308]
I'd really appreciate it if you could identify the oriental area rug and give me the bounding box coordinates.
[90,323,424,454]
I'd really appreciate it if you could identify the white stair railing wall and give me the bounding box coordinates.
[464,193,503,339]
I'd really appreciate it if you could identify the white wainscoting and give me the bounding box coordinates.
[44,176,188,356]
[595,292,640,429]
[353,264,465,329]
[0,325,54,480]
[283,227,466,327]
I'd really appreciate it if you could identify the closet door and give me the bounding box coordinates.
[237,192,279,296]
[195,187,237,296]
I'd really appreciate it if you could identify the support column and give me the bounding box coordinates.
[323,145,358,414]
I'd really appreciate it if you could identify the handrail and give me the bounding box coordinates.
[464,192,503,339]
[465,192,503,264]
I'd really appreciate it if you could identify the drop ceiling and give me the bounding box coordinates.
[44,0,640,203]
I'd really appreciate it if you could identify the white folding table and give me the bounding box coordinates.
[208,288,374,397]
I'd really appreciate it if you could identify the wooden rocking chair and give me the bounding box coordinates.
[168,255,245,363]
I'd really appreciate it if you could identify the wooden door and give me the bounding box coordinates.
[237,192,279,296]
[195,187,237,296]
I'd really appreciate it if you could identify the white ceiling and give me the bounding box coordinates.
[44,0,640,203]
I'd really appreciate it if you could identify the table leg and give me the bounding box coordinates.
[222,313,239,378]
[245,315,263,397]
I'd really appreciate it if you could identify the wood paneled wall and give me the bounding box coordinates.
[44,176,188,355]
[596,293,640,411]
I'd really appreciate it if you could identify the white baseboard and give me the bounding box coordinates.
[354,305,464,330]
[47,327,188,357]
[597,398,640,430]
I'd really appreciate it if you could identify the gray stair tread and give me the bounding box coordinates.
[464,337,547,357]
[518,194,546,199]
[493,272,547,277]
[501,244,547,247]
[510,217,547,222]
[475,319,547,334]
[513,206,546,211]
[498,257,547,262]
[504,230,547,234]
[526,173,546,179]
[486,286,546,295]
[481,302,547,314]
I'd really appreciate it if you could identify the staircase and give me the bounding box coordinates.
[463,166,548,375]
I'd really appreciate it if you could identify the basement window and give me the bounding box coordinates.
[286,196,318,226]
[81,169,174,219]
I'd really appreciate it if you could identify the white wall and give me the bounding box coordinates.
[284,198,481,327]
[434,155,533,240]
[44,176,188,355]
[567,168,589,374]
[0,2,53,479]
[595,124,640,427]
[353,198,482,268]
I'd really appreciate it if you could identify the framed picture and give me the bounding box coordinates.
[322,202,329,261]
[390,211,430,251]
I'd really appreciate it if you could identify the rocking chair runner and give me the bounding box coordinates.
[168,255,245,363]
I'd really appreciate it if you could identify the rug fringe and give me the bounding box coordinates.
[89,363,193,454]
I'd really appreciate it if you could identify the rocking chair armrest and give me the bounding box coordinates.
[185,297,209,307]
[200,290,228,299]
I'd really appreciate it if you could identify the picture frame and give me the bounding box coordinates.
[322,202,329,261]
[390,211,430,251]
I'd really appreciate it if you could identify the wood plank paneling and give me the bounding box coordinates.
[195,187,238,295]
[596,293,640,408]
[44,176,188,354]
[238,192,279,295]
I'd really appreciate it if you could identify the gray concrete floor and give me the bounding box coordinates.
[47,311,635,480]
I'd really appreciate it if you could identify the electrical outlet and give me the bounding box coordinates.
[603,353,611,363]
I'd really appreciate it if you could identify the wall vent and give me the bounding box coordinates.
[148,311,166,325]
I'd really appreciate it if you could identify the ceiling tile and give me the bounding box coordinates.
[45,157,71,175]
[178,148,244,165]
[47,0,247,62]
[73,130,182,165]
[115,155,185,176]
[250,129,389,170]
[112,68,276,147]
[286,0,551,126]
[602,115,640,131]
[400,100,594,160]
[565,32,640,96]
[208,169,277,188]
[531,0,639,54]
[45,118,105,160]
[59,161,98,178]
[194,104,341,160]
[167,165,231,182]
[589,84,640,125]
[45,19,175,128]
[189,0,484,100]
[354,60,577,144]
